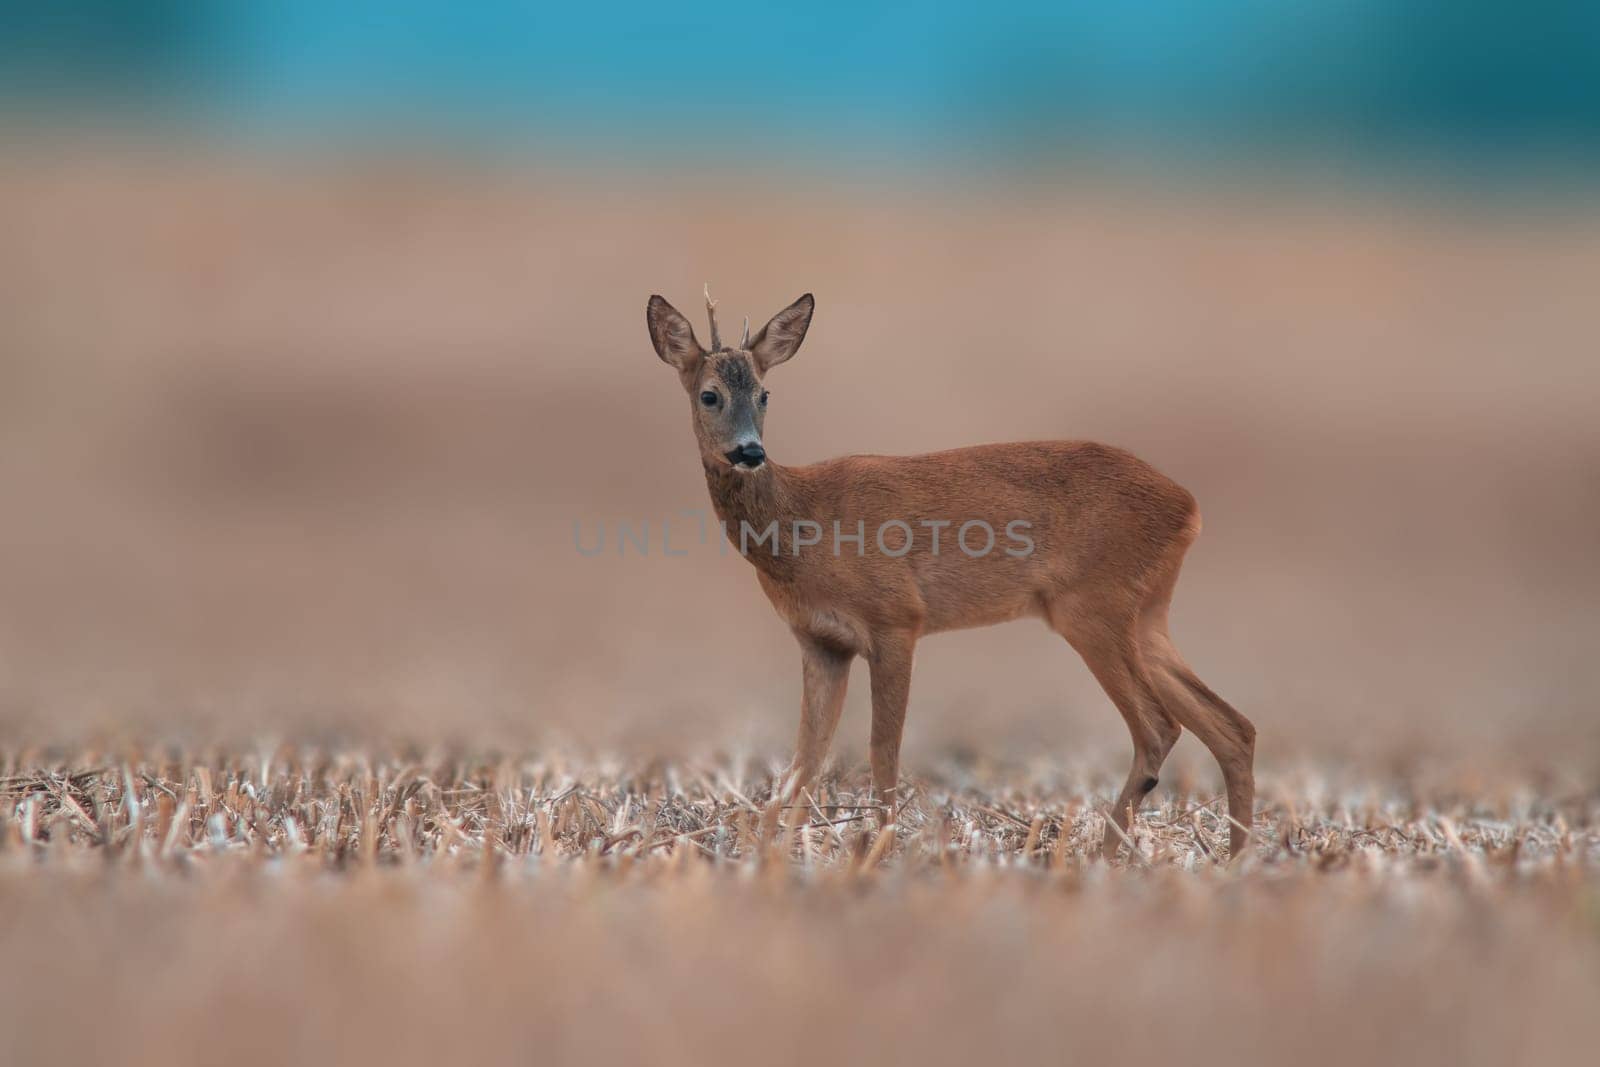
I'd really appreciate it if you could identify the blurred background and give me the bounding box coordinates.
[1,3,1597,772]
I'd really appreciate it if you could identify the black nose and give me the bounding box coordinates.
[726,443,766,468]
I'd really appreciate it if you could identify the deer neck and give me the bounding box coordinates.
[702,459,804,574]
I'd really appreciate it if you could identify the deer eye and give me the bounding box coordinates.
[699,391,718,407]
[760,390,769,406]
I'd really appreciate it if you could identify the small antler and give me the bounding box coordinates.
[740,316,750,349]
[703,283,723,351]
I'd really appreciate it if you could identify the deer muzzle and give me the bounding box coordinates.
[726,443,766,469]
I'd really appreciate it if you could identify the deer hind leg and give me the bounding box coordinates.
[1143,634,1256,861]
[1139,547,1260,863]
[1138,563,1256,861]
[1047,598,1181,859]
[777,636,853,822]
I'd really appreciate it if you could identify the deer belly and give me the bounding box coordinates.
[918,572,1045,634]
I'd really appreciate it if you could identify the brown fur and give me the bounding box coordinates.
[646,292,1256,860]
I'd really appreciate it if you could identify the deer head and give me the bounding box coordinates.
[646,287,815,471]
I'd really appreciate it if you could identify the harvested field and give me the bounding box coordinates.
[2,744,1598,1067]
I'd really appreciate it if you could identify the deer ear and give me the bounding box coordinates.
[646,295,704,370]
[749,293,814,372]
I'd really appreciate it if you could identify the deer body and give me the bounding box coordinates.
[648,290,1256,859]
[704,443,1189,638]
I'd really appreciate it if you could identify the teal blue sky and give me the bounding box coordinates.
[4,2,1599,167]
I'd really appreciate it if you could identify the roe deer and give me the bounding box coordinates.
[646,288,1256,860]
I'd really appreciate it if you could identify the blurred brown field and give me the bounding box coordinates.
[1,144,1597,772]
[2,142,1600,1067]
